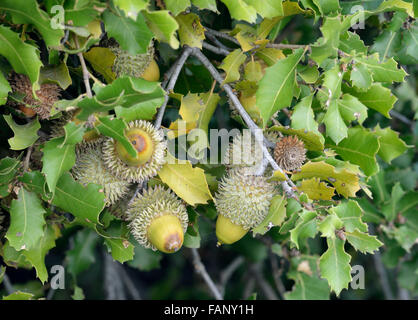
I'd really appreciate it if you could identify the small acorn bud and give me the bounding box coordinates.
[110,43,160,81]
[8,73,61,119]
[72,144,131,206]
[215,167,276,245]
[274,135,307,172]
[102,120,166,183]
[127,186,188,253]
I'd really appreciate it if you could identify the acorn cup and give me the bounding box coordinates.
[72,144,131,207]
[109,43,160,81]
[7,73,61,119]
[102,120,167,183]
[215,167,276,245]
[274,135,307,172]
[127,186,189,253]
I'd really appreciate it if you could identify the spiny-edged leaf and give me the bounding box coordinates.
[318,213,343,238]
[0,0,64,47]
[268,125,324,151]
[310,16,342,65]
[175,12,205,49]
[220,0,257,23]
[350,62,373,90]
[346,230,383,254]
[0,70,11,105]
[3,291,34,300]
[339,31,367,55]
[253,195,287,236]
[312,0,340,15]
[3,115,40,151]
[39,63,72,90]
[300,178,335,200]
[165,0,191,15]
[104,238,134,263]
[370,30,401,62]
[41,137,76,194]
[143,10,179,49]
[256,48,306,127]
[192,0,218,12]
[96,116,137,157]
[219,49,247,84]
[354,54,407,83]
[291,94,321,136]
[58,122,86,147]
[113,0,149,19]
[321,65,343,101]
[6,189,46,251]
[77,77,164,121]
[319,237,352,296]
[290,211,318,249]
[255,48,285,66]
[292,161,360,198]
[382,182,405,222]
[158,155,213,206]
[323,100,348,145]
[368,170,389,204]
[244,0,283,18]
[103,9,153,55]
[52,173,105,226]
[18,171,49,200]
[298,65,320,84]
[328,127,380,176]
[356,198,384,224]
[337,94,368,125]
[343,83,397,118]
[285,272,330,300]
[128,245,162,271]
[332,200,368,233]
[22,224,57,283]
[374,125,410,163]
[0,157,20,197]
[83,47,117,84]
[66,229,100,279]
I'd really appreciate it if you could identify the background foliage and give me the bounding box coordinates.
[0,0,417,300]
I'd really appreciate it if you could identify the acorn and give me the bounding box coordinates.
[127,186,188,253]
[102,120,166,183]
[110,43,160,81]
[274,135,307,172]
[7,73,61,119]
[224,132,264,172]
[72,144,131,207]
[215,167,276,245]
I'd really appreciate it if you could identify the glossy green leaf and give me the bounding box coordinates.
[374,125,410,163]
[253,195,287,236]
[220,49,247,84]
[346,230,383,254]
[3,115,40,150]
[290,211,318,249]
[323,100,348,145]
[337,94,368,125]
[220,0,257,23]
[0,71,11,106]
[291,94,320,135]
[285,272,330,300]
[332,200,368,233]
[244,0,283,18]
[318,213,343,238]
[165,0,191,15]
[143,10,179,49]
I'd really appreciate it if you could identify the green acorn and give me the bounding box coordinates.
[102,120,166,183]
[72,144,131,207]
[127,186,188,253]
[215,167,276,245]
[110,44,160,81]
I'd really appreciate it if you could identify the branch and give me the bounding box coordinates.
[2,274,14,295]
[202,41,230,56]
[205,32,232,51]
[204,27,240,46]
[219,256,244,296]
[190,47,296,197]
[154,46,193,129]
[23,146,33,172]
[266,43,308,50]
[103,251,126,300]
[390,109,414,128]
[74,37,92,99]
[249,263,279,300]
[268,249,286,299]
[190,248,223,300]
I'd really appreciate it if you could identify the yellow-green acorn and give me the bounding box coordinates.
[72,144,131,207]
[102,120,166,183]
[127,186,188,253]
[215,167,276,245]
[110,44,160,82]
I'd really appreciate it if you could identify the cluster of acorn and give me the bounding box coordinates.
[6,41,307,254]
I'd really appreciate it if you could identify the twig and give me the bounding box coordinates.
[74,37,92,98]
[190,248,223,300]
[190,47,296,197]
[118,264,141,300]
[23,146,33,172]
[219,256,245,296]
[390,110,414,128]
[266,43,308,50]
[205,33,232,51]
[243,273,256,299]
[369,224,394,300]
[2,274,14,295]
[249,263,279,300]
[268,250,286,299]
[203,41,230,56]
[204,27,240,46]
[103,251,126,300]
[154,47,193,129]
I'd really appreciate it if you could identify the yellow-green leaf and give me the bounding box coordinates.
[300,178,335,200]
[219,49,247,84]
[175,12,205,49]
[83,47,116,84]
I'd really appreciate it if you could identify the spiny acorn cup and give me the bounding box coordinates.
[110,44,160,82]
[102,120,167,183]
[215,167,276,245]
[8,73,61,119]
[72,144,131,207]
[274,135,307,172]
[127,186,188,253]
